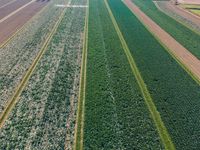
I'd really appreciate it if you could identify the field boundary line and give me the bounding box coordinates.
[125,0,200,85]
[0,1,50,48]
[0,6,67,129]
[104,0,175,149]
[73,0,88,149]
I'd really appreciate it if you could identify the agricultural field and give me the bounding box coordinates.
[132,0,200,60]
[155,1,200,34]
[76,0,164,149]
[0,0,64,115]
[1,0,200,149]
[108,0,200,148]
[0,0,86,149]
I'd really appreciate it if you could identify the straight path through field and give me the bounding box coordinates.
[105,0,175,149]
[0,4,67,129]
[123,0,200,83]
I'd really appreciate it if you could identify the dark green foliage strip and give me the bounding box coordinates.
[132,0,200,59]
[83,0,163,149]
[108,0,200,149]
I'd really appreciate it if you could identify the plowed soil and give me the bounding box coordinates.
[0,0,48,45]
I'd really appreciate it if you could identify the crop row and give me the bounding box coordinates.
[108,0,200,149]
[132,0,200,59]
[0,0,86,149]
[83,0,164,149]
[0,0,66,114]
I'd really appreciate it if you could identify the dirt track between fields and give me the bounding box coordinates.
[0,0,48,44]
[124,0,200,81]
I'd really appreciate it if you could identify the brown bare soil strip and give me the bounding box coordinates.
[154,1,200,29]
[0,1,47,44]
[0,0,17,10]
[178,4,200,18]
[124,0,200,82]
[0,0,32,20]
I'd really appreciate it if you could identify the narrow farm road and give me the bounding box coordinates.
[105,0,175,149]
[123,0,200,84]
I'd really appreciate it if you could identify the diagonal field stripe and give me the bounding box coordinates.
[0,0,35,23]
[0,0,17,9]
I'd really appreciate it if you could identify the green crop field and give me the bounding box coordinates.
[108,0,200,149]
[132,0,200,60]
[81,0,164,149]
[0,0,200,149]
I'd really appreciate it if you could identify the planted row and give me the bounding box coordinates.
[108,0,200,149]
[132,0,200,59]
[83,0,163,149]
[0,0,65,114]
[0,0,86,149]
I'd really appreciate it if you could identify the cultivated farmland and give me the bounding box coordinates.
[132,0,200,60]
[155,1,200,34]
[1,0,200,149]
[108,0,200,148]
[0,0,64,115]
[76,0,164,149]
[0,0,86,149]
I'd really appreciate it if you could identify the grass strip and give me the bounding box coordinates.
[73,0,88,149]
